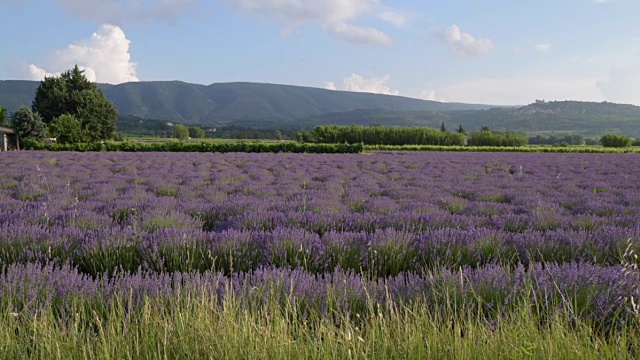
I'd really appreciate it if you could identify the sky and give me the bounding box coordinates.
[1,0,639,106]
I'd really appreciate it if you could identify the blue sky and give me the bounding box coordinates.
[1,0,639,105]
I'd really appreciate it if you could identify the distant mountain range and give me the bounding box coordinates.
[2,80,640,137]
[302,101,640,137]
[0,80,491,126]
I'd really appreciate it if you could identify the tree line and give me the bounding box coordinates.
[299,125,531,147]
[300,125,467,146]
[297,125,639,148]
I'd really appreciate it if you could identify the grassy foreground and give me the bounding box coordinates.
[1,291,638,360]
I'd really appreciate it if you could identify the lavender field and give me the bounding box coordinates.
[1,151,640,333]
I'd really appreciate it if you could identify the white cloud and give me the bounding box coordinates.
[597,65,640,105]
[57,0,199,25]
[27,65,51,80]
[420,90,445,102]
[378,10,407,27]
[325,73,399,95]
[225,0,392,45]
[226,0,376,24]
[28,24,138,84]
[431,76,603,105]
[326,23,390,45]
[434,25,494,58]
[323,81,337,90]
[535,43,552,53]
[513,48,523,56]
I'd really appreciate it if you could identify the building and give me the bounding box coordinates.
[0,126,19,151]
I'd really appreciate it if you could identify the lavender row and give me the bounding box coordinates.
[0,262,636,330]
[3,199,637,237]
[1,225,638,276]
[1,151,639,274]
[1,152,638,227]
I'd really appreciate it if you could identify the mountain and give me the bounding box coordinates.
[302,101,640,137]
[3,80,639,137]
[0,80,492,127]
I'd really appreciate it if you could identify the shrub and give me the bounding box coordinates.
[600,134,632,148]
[20,138,45,150]
[467,130,528,147]
[113,132,126,141]
[48,114,86,144]
[189,127,206,139]
[174,124,189,140]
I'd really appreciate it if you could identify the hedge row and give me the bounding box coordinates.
[466,131,529,147]
[24,141,364,154]
[365,144,640,153]
[309,125,466,146]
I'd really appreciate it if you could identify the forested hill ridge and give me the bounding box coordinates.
[0,80,491,126]
[2,80,639,136]
[303,100,640,137]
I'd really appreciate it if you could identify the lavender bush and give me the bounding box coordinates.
[1,151,639,330]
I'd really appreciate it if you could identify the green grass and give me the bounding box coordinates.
[1,289,638,359]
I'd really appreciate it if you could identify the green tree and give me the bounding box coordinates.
[188,126,205,139]
[174,124,189,140]
[0,106,6,126]
[601,133,632,148]
[457,124,465,134]
[32,76,68,123]
[11,107,46,140]
[32,65,118,141]
[562,134,584,146]
[467,130,528,147]
[440,122,446,132]
[48,114,86,144]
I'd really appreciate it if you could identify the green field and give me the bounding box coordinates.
[2,291,637,360]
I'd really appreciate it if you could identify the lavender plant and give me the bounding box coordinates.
[0,151,639,336]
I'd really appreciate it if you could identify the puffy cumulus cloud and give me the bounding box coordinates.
[28,24,138,84]
[434,25,494,58]
[431,76,603,105]
[225,0,392,45]
[597,65,640,105]
[535,43,552,53]
[57,0,199,25]
[324,73,399,95]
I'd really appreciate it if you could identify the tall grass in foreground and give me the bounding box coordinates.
[1,288,638,360]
